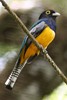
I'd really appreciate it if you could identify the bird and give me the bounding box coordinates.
[5,10,60,89]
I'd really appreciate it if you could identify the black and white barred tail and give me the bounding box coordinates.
[5,60,27,90]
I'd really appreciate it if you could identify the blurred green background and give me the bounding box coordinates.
[0,0,67,100]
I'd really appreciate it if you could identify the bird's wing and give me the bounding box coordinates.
[17,20,47,65]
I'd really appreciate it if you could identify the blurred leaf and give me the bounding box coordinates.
[43,83,67,100]
[0,42,19,56]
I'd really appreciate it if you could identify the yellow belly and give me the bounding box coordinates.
[20,26,55,64]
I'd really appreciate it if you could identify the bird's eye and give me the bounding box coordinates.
[46,10,51,15]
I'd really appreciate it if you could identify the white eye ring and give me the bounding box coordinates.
[46,10,50,15]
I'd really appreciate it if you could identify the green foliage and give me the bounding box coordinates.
[0,43,18,56]
[42,83,67,100]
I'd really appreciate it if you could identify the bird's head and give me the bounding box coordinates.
[39,10,60,20]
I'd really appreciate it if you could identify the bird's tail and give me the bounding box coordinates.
[5,59,27,90]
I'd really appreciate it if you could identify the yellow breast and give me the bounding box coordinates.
[20,26,55,64]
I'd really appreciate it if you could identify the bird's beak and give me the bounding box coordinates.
[52,12,60,16]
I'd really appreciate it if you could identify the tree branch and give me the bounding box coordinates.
[0,0,67,84]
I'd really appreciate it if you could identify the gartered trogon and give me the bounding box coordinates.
[5,10,60,89]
